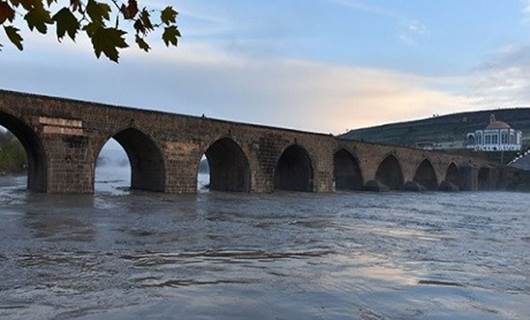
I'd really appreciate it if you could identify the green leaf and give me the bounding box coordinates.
[52,7,80,41]
[0,1,15,24]
[89,27,128,62]
[135,35,149,52]
[162,26,180,47]
[160,6,177,25]
[83,21,99,37]
[86,0,110,24]
[120,0,138,20]
[4,25,23,50]
[9,0,34,11]
[69,0,81,12]
[12,0,47,11]
[133,18,145,34]
[139,9,153,32]
[24,5,52,33]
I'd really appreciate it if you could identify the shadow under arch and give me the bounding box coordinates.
[0,111,47,192]
[95,127,166,192]
[478,167,491,191]
[413,159,438,190]
[445,162,460,187]
[375,154,404,190]
[201,137,251,192]
[333,149,363,190]
[274,144,313,192]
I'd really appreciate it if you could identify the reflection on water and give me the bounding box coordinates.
[0,173,529,320]
[94,165,131,194]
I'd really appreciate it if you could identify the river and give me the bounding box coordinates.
[0,170,529,319]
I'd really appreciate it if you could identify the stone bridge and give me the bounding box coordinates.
[0,90,503,194]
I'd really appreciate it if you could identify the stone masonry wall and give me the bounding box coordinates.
[0,90,501,194]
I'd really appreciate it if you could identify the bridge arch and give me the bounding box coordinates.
[274,144,313,192]
[445,163,460,187]
[375,154,404,190]
[478,167,491,191]
[94,127,166,192]
[0,111,47,192]
[413,159,438,190]
[333,149,363,190]
[199,137,251,192]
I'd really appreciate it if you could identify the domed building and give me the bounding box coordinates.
[466,114,522,152]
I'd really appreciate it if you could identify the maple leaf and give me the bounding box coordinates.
[120,0,138,20]
[160,6,177,25]
[70,0,80,12]
[1,0,182,62]
[4,25,23,50]
[162,25,180,47]
[89,26,128,62]
[139,9,153,32]
[133,18,145,34]
[9,0,36,11]
[135,34,149,52]
[24,4,52,33]
[52,7,79,41]
[86,0,110,24]
[0,1,15,24]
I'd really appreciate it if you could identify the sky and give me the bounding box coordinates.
[1,0,530,134]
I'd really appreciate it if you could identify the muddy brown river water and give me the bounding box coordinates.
[0,173,529,319]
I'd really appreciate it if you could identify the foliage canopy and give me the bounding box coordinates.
[0,0,181,62]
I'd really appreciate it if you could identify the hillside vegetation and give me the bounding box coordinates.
[341,108,530,147]
[0,130,26,174]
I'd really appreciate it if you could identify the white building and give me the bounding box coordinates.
[466,114,522,152]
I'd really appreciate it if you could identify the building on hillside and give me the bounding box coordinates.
[465,114,522,152]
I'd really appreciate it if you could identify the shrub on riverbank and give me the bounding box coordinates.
[0,131,26,175]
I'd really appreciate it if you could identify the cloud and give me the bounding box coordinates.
[398,20,428,45]
[523,0,530,15]
[327,0,402,20]
[3,24,529,135]
[0,33,472,134]
[468,45,530,107]
[327,0,428,45]
[521,0,530,24]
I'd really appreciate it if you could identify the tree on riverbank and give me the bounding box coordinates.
[0,130,25,174]
[0,0,180,62]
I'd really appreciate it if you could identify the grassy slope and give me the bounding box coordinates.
[341,108,530,146]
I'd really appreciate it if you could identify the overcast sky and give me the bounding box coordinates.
[1,0,530,134]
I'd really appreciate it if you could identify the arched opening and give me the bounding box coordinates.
[466,134,475,146]
[274,145,313,192]
[445,163,460,187]
[478,167,490,191]
[375,155,403,190]
[95,128,165,192]
[413,159,438,190]
[198,138,251,192]
[333,149,363,190]
[0,112,46,192]
[95,138,131,193]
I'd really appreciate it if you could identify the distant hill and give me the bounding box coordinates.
[340,108,530,147]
